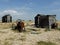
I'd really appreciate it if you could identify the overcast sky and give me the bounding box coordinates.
[0,0,60,20]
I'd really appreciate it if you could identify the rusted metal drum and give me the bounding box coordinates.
[16,19,25,32]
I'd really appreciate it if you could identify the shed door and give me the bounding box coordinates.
[49,17,53,26]
[37,16,40,26]
[49,17,56,26]
[7,16,10,22]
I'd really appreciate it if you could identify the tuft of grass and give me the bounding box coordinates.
[0,31,7,33]
[57,28,60,30]
[45,29,48,32]
[4,40,12,45]
[44,28,52,32]
[18,37,26,41]
[0,23,12,29]
[7,38,15,40]
[19,35,26,41]
[4,41,9,45]
[37,41,56,45]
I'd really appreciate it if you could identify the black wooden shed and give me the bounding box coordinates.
[2,14,12,23]
[35,14,56,28]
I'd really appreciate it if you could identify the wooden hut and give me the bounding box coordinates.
[2,14,12,23]
[34,14,57,28]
